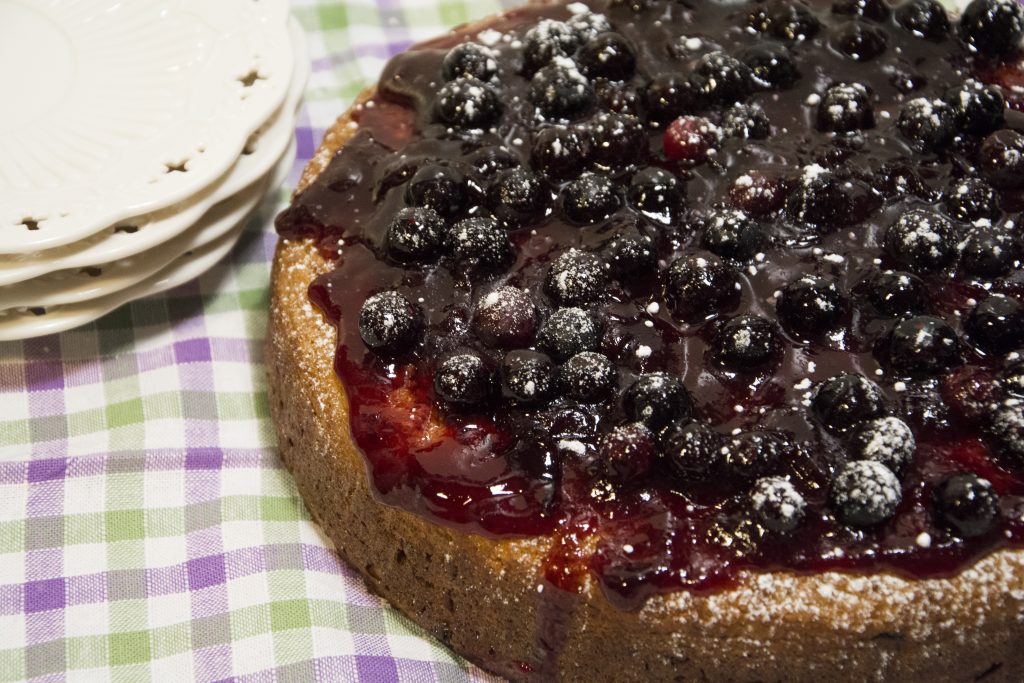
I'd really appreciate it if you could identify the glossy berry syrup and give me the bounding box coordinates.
[277,0,1024,612]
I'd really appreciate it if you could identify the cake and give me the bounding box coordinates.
[268,0,1024,679]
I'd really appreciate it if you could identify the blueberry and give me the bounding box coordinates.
[935,473,999,537]
[861,270,929,316]
[944,80,1005,136]
[663,420,724,481]
[576,32,636,80]
[817,82,874,132]
[531,125,588,180]
[561,351,617,402]
[522,19,578,73]
[566,11,613,43]
[594,80,643,115]
[585,112,647,172]
[831,460,902,526]
[724,432,792,483]
[603,234,657,280]
[873,161,935,201]
[750,477,807,533]
[895,0,950,40]
[813,373,887,434]
[1001,357,1024,397]
[883,209,958,274]
[628,168,684,225]
[434,354,494,405]
[884,315,962,377]
[501,350,555,403]
[442,42,498,81]
[979,130,1024,190]
[561,172,622,224]
[785,166,853,229]
[623,372,694,432]
[832,22,888,61]
[771,1,823,41]
[832,0,890,21]
[466,146,518,177]
[530,60,595,120]
[729,172,786,216]
[942,366,1005,422]
[989,401,1024,464]
[594,423,656,484]
[644,73,702,125]
[692,52,756,104]
[720,104,771,139]
[405,165,466,219]
[701,209,765,262]
[663,116,721,163]
[739,44,801,90]
[712,315,780,371]
[545,248,610,306]
[448,216,512,274]
[488,168,549,228]
[385,206,446,262]
[472,286,537,348]
[959,0,1024,57]
[897,97,957,151]
[966,295,1024,354]
[664,253,740,322]
[537,307,602,361]
[434,76,502,129]
[777,275,846,339]
[960,228,1019,278]
[358,291,424,354]
[849,416,916,473]
[942,177,1001,223]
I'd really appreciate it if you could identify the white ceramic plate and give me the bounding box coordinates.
[0,0,293,254]
[0,19,309,287]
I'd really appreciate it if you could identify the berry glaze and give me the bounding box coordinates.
[276,0,1024,611]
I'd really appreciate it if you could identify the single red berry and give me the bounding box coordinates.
[663,116,720,163]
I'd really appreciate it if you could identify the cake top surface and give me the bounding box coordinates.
[276,0,1024,608]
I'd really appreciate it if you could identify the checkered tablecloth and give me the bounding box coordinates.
[0,1,511,680]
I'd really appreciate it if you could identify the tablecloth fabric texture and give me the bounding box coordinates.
[0,1,513,680]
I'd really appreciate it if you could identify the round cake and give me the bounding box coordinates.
[268,0,1024,679]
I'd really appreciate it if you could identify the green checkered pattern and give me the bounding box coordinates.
[0,1,509,680]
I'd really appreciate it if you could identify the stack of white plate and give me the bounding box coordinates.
[0,0,306,340]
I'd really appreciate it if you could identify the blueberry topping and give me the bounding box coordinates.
[944,80,1005,136]
[849,416,916,473]
[623,373,694,432]
[663,420,724,481]
[603,234,657,280]
[1001,358,1024,398]
[701,209,765,262]
[594,423,656,484]
[942,177,1001,223]
[530,60,595,120]
[522,19,578,73]
[979,130,1024,190]
[897,97,957,150]
[405,165,466,219]
[723,431,791,480]
[817,82,874,132]
[895,0,950,40]
[531,125,588,180]
[884,315,962,377]
[538,307,602,361]
[935,473,998,537]
[989,401,1024,464]
[434,76,502,129]
[959,0,1024,57]
[861,270,929,316]
[501,350,555,403]
[586,112,647,171]
[711,315,780,371]
[777,275,846,339]
[832,22,888,61]
[386,206,446,262]
[961,228,1020,279]
[830,460,902,526]
[663,116,721,163]
[644,73,702,125]
[545,249,610,306]
[750,477,807,533]
[628,168,684,225]
[448,216,512,274]
[561,172,622,224]
[442,42,498,81]
[720,104,771,139]
[472,286,538,348]
[561,351,617,402]
[739,44,801,90]
[358,291,424,354]
[577,32,636,80]
[434,354,494,405]
[488,168,549,228]
[966,295,1024,355]
[785,166,853,228]
[665,253,741,322]
[692,52,756,105]
[566,11,613,43]
[883,209,958,274]
[813,373,887,434]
